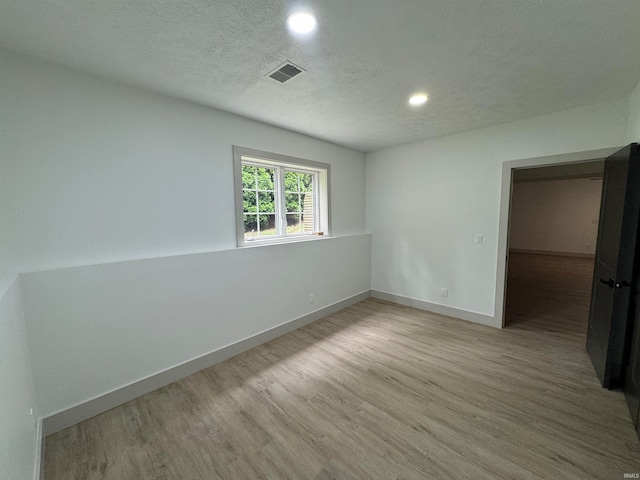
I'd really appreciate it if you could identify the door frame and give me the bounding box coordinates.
[494,146,622,328]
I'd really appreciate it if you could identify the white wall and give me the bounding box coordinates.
[628,80,640,143]
[1,49,369,421]
[0,275,40,480]
[366,99,629,324]
[0,49,366,272]
[21,235,371,419]
[509,178,603,255]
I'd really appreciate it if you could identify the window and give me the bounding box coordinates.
[233,146,330,246]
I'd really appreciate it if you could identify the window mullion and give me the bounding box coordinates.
[277,166,286,236]
[313,173,319,232]
[254,168,260,238]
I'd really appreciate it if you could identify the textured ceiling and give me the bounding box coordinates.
[1,0,639,152]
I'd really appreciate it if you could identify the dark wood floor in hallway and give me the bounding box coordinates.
[505,251,595,334]
[45,254,640,479]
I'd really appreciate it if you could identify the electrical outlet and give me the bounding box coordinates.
[441,288,448,297]
[309,294,315,304]
[474,234,483,244]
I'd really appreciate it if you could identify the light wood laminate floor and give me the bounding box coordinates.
[45,254,640,479]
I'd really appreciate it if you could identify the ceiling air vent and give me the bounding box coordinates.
[267,62,305,83]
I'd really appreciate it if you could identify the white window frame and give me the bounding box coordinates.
[233,146,331,246]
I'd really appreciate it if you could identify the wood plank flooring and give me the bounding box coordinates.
[45,254,640,479]
[504,252,595,333]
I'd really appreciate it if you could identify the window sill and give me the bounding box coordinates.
[238,234,330,249]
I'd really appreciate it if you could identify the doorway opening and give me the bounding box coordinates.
[503,161,604,334]
[493,146,621,329]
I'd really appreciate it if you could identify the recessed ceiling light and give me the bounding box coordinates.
[287,11,317,34]
[409,93,428,106]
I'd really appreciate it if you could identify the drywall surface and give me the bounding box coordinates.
[22,234,371,417]
[629,80,640,143]
[0,275,39,480]
[0,270,19,299]
[366,99,628,324]
[0,49,366,272]
[0,50,369,418]
[509,178,603,255]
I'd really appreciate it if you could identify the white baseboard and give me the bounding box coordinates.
[42,290,371,436]
[371,290,497,328]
